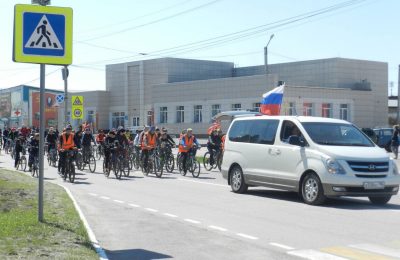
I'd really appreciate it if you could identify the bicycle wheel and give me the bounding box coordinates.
[21,156,27,172]
[128,156,133,170]
[179,158,187,176]
[217,153,223,172]
[47,154,51,165]
[133,154,140,170]
[63,162,68,181]
[95,147,101,160]
[89,156,96,173]
[116,160,124,179]
[69,163,75,183]
[124,160,130,177]
[155,157,163,178]
[165,154,175,173]
[192,160,201,178]
[75,153,82,170]
[203,152,213,171]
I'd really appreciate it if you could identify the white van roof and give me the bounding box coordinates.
[232,115,351,125]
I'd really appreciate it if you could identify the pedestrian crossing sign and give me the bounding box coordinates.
[13,4,73,65]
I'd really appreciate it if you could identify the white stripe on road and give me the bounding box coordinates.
[236,233,258,240]
[145,208,158,213]
[129,203,141,208]
[208,225,227,232]
[100,196,110,200]
[113,200,124,204]
[184,219,201,224]
[269,242,295,250]
[177,178,227,187]
[350,244,400,258]
[288,249,347,260]
[163,213,178,218]
[88,193,98,196]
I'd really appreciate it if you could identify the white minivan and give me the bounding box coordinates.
[221,116,400,205]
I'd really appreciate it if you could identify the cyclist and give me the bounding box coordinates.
[46,127,58,154]
[9,127,19,142]
[207,129,221,166]
[116,127,129,161]
[139,125,150,162]
[103,130,118,171]
[28,133,40,172]
[81,128,97,163]
[3,128,9,149]
[142,126,157,170]
[155,128,161,139]
[20,125,30,140]
[159,128,175,148]
[14,136,24,168]
[58,125,76,174]
[219,129,226,152]
[96,129,106,144]
[74,129,83,149]
[179,128,200,174]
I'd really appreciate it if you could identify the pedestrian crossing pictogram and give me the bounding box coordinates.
[25,15,63,50]
[73,96,83,106]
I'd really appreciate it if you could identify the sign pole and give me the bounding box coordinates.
[62,66,69,128]
[38,64,45,222]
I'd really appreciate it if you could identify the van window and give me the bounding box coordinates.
[229,119,279,145]
[280,120,302,141]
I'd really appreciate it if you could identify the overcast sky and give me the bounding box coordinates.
[0,0,398,94]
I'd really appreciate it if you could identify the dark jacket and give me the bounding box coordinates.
[81,133,96,146]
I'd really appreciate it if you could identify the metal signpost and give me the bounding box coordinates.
[13,3,73,222]
[62,66,69,127]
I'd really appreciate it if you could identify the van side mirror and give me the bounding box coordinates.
[288,135,305,147]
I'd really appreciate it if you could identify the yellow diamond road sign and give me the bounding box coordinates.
[13,4,73,65]
[71,95,83,120]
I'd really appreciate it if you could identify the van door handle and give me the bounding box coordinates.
[275,149,281,155]
[268,148,281,155]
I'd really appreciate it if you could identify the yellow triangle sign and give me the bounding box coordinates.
[73,96,82,106]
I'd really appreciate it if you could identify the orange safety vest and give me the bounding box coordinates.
[179,135,194,153]
[61,133,75,150]
[143,133,156,150]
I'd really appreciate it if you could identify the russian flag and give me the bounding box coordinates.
[260,84,284,115]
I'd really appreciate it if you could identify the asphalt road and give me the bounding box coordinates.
[1,149,400,260]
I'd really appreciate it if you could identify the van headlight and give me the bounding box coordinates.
[325,158,346,174]
[390,160,399,175]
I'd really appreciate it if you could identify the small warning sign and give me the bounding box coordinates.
[72,96,83,106]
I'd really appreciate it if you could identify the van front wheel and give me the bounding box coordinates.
[301,173,326,205]
[368,195,391,205]
[230,166,248,193]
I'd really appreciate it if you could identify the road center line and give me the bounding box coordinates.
[113,200,124,204]
[145,208,158,213]
[177,178,227,187]
[208,225,227,232]
[100,196,110,200]
[88,193,98,196]
[236,233,258,240]
[269,242,295,250]
[163,213,178,218]
[184,219,201,224]
[129,203,141,208]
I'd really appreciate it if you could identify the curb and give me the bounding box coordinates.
[58,184,109,260]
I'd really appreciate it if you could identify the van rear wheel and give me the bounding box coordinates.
[230,166,248,193]
[301,173,326,205]
[368,195,391,205]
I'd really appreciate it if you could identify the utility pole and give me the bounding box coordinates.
[397,65,400,123]
[62,66,69,127]
[264,34,274,74]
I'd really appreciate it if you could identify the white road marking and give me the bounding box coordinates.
[208,225,227,232]
[184,219,201,224]
[113,200,124,204]
[145,208,158,213]
[269,242,295,250]
[350,243,400,258]
[100,196,110,200]
[177,178,227,187]
[163,213,178,218]
[88,193,98,196]
[236,233,258,240]
[288,249,347,260]
[129,203,141,208]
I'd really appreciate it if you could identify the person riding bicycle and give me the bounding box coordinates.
[74,129,83,149]
[81,128,97,163]
[9,127,19,141]
[103,131,118,171]
[159,128,175,149]
[3,128,9,149]
[46,127,58,154]
[116,127,129,159]
[14,136,24,168]
[207,129,222,166]
[96,129,106,144]
[20,125,30,140]
[179,128,200,174]
[58,125,76,174]
[142,126,157,170]
[28,133,40,172]
[139,125,150,162]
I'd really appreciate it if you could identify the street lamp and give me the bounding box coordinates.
[264,34,275,74]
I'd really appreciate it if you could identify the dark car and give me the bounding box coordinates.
[373,127,393,152]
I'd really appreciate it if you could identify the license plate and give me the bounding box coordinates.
[363,182,385,190]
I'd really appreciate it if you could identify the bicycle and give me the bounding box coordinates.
[16,145,27,172]
[132,146,141,170]
[47,144,58,167]
[142,149,163,178]
[178,146,201,178]
[203,148,222,172]
[62,150,76,183]
[81,145,96,173]
[95,143,104,160]
[159,143,175,173]
[31,155,39,178]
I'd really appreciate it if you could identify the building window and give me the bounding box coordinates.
[132,117,139,127]
[340,104,349,120]
[321,103,332,118]
[288,102,296,115]
[112,112,125,128]
[303,103,314,116]
[159,107,168,124]
[211,104,221,117]
[232,103,242,111]
[176,106,184,123]
[87,110,95,124]
[194,105,202,123]
[147,110,153,126]
[252,102,261,112]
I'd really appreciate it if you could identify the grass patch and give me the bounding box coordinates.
[0,169,98,259]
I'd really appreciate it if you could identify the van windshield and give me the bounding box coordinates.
[301,122,374,147]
